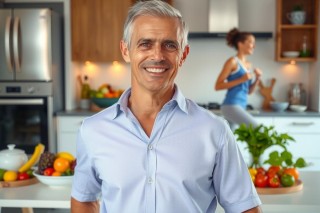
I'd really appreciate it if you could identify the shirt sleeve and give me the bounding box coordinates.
[71,124,102,202]
[213,121,261,213]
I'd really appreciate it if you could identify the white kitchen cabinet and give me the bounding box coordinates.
[272,117,320,171]
[56,116,87,156]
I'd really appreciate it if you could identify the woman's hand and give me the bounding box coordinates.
[254,68,262,79]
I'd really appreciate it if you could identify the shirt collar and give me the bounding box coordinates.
[112,85,189,120]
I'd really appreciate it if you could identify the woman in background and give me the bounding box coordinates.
[215,28,262,131]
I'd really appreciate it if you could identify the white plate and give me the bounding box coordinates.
[282,51,300,58]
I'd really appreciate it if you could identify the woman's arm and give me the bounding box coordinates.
[71,197,100,213]
[248,68,262,94]
[215,58,252,91]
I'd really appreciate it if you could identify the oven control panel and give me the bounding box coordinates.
[0,82,53,97]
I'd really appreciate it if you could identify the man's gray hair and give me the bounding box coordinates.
[122,0,189,50]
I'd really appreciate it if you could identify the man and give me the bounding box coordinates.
[71,1,262,212]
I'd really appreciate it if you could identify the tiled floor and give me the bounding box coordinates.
[1,208,69,213]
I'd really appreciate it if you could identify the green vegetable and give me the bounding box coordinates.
[281,174,295,187]
[0,168,6,181]
[234,124,308,169]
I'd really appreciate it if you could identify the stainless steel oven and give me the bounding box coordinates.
[0,82,55,154]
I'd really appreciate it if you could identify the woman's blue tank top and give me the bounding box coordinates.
[222,57,252,109]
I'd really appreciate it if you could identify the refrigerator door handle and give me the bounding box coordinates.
[13,16,21,72]
[5,16,14,72]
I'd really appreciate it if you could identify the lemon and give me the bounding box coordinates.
[3,170,18,182]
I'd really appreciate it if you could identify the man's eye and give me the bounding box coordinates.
[139,42,151,48]
[164,43,178,51]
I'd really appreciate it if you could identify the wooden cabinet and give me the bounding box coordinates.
[275,0,319,62]
[56,116,88,156]
[71,0,132,62]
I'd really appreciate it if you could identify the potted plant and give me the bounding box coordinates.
[234,124,307,169]
[287,4,306,25]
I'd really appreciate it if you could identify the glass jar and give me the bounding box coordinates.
[289,83,301,105]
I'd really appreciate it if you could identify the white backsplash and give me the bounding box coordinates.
[73,39,309,110]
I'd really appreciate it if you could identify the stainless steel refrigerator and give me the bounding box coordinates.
[0,8,52,81]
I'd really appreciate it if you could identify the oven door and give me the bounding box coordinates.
[0,97,50,154]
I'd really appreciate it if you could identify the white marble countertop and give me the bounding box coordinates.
[1,172,319,212]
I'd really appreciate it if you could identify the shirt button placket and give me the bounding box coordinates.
[146,142,156,213]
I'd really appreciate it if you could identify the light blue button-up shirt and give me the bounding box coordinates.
[71,86,261,213]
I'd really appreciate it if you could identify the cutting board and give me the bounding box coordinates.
[0,177,38,188]
[259,78,276,110]
[256,179,303,194]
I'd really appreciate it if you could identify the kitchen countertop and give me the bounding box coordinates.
[56,108,320,117]
[0,172,319,213]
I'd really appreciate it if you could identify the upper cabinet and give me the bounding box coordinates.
[71,0,132,62]
[71,0,172,62]
[276,0,319,62]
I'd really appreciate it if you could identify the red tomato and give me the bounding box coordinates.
[17,172,30,180]
[268,175,280,188]
[255,173,268,187]
[43,167,55,176]
[268,165,282,175]
[256,167,266,175]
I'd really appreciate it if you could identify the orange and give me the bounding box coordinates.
[52,171,62,176]
[53,157,70,173]
[283,168,299,180]
[3,170,18,182]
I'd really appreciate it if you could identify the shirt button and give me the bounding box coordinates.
[148,144,153,150]
[148,177,153,184]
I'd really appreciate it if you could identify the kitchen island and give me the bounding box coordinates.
[1,171,319,213]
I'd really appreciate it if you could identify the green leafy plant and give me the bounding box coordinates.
[234,124,307,168]
[264,150,308,168]
[292,4,303,11]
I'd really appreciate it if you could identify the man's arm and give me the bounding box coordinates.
[243,206,263,213]
[71,197,100,213]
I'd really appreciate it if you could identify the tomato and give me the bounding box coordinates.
[268,175,280,188]
[255,173,268,187]
[268,165,282,175]
[256,167,266,175]
[281,174,295,187]
[43,167,55,176]
[17,172,30,180]
[54,157,70,173]
[283,168,299,180]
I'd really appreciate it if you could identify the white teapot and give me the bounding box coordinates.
[0,144,28,171]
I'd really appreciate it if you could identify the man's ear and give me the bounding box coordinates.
[120,40,130,62]
[179,45,190,67]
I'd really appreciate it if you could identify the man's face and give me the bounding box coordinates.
[121,15,189,93]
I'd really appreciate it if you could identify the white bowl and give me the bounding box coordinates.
[33,171,73,187]
[282,51,300,58]
[290,105,307,112]
[270,101,289,112]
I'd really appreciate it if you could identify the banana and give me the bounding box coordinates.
[56,151,75,162]
[18,143,45,173]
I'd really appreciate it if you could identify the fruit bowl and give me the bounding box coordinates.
[33,171,73,187]
[91,98,119,108]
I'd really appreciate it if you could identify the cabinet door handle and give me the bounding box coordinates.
[292,122,314,126]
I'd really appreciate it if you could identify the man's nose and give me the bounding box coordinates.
[151,44,165,61]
